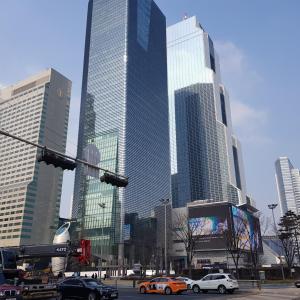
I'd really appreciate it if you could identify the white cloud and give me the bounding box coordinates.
[231,100,271,144]
[215,41,262,89]
[215,40,270,145]
[231,100,267,128]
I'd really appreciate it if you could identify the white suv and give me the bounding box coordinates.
[191,273,239,294]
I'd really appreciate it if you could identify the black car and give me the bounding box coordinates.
[57,277,118,300]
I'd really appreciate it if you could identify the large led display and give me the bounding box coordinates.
[189,216,228,236]
[231,206,261,251]
[188,204,231,250]
[187,203,262,252]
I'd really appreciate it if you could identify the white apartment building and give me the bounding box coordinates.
[275,157,300,216]
[0,68,71,246]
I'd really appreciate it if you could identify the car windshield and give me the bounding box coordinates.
[82,279,102,287]
[228,275,236,280]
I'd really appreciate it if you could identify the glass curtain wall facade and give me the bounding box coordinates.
[275,157,300,216]
[167,16,247,207]
[73,0,170,264]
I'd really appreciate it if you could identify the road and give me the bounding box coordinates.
[50,286,300,300]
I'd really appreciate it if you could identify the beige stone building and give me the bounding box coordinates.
[0,68,71,246]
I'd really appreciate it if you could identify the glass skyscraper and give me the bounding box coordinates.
[73,0,170,264]
[167,17,247,207]
[275,157,300,216]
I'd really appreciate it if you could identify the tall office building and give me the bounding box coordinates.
[0,69,71,246]
[167,16,247,207]
[275,157,300,216]
[73,0,170,263]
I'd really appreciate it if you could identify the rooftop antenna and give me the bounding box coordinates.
[183,13,188,20]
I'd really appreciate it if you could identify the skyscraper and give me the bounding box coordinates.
[167,16,247,207]
[275,157,300,215]
[0,69,71,246]
[73,0,170,263]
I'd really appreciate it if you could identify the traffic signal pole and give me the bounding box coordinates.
[0,128,128,184]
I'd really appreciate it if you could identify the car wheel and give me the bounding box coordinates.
[164,287,172,295]
[218,285,226,294]
[192,285,200,294]
[57,291,64,300]
[88,292,97,300]
[140,286,147,294]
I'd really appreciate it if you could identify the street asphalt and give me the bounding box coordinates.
[49,286,300,300]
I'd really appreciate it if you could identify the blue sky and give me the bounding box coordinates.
[0,0,299,222]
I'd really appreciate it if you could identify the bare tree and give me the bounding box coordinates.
[245,220,261,279]
[171,211,206,278]
[278,231,295,278]
[225,217,248,279]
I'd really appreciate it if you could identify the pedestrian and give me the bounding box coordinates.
[95,273,98,279]
[92,273,95,279]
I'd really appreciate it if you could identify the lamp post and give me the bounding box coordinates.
[268,203,285,279]
[159,198,169,275]
[268,204,278,233]
[98,202,106,280]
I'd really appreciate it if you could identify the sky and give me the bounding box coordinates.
[0,0,299,222]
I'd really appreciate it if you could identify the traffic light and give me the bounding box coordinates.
[100,172,128,187]
[38,149,77,171]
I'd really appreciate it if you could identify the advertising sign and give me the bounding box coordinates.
[188,203,231,250]
[187,203,262,252]
[231,206,262,251]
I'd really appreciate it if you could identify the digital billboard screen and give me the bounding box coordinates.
[188,203,231,250]
[231,206,262,251]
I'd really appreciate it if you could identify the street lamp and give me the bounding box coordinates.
[267,203,285,279]
[268,204,278,233]
[159,198,170,275]
[98,202,106,280]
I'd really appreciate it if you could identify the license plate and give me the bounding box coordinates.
[110,293,117,297]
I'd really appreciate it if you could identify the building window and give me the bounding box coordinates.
[220,92,227,126]
[208,36,216,73]
[233,146,242,190]
[137,0,152,50]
